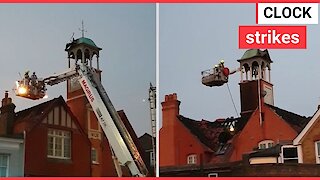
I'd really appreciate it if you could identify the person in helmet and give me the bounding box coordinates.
[214,64,221,80]
[219,59,225,69]
[24,71,30,86]
[29,72,38,96]
[31,72,38,86]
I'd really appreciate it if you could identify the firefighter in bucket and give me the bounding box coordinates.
[213,60,229,85]
[202,60,231,87]
[15,71,47,100]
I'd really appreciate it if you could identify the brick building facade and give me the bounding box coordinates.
[160,49,316,176]
[0,93,92,176]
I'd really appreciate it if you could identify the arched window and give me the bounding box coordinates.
[242,63,250,80]
[252,61,259,80]
[258,140,274,149]
[187,154,197,164]
[76,49,82,61]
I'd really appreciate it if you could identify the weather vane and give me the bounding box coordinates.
[79,20,87,37]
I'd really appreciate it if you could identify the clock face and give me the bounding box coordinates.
[69,77,81,92]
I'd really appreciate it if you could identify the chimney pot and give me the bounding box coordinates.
[173,93,177,100]
[165,93,180,102]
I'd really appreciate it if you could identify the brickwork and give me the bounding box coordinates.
[300,115,320,163]
[160,93,210,167]
[230,105,298,161]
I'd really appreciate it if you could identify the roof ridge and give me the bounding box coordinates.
[266,103,311,133]
[177,115,225,151]
[16,96,62,115]
[265,103,308,119]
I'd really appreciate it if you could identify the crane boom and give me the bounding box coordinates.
[78,64,148,176]
[15,63,148,177]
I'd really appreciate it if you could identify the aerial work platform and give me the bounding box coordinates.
[201,65,230,87]
[15,77,47,100]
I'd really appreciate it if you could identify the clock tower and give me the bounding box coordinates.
[238,49,274,119]
[65,36,118,176]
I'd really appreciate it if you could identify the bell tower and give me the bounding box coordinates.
[65,35,117,176]
[65,35,102,96]
[65,34,103,137]
[238,49,274,118]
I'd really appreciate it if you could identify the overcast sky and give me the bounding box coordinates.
[160,4,320,125]
[0,4,155,136]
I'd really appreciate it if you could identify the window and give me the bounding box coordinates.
[91,148,98,164]
[259,143,266,149]
[150,151,155,167]
[187,154,197,164]
[282,146,298,163]
[48,129,71,159]
[258,140,274,149]
[315,141,320,163]
[208,173,218,177]
[0,154,9,177]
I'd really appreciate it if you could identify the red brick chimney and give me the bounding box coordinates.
[161,93,180,128]
[0,91,16,135]
[160,93,181,166]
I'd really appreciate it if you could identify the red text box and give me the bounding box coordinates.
[239,26,306,49]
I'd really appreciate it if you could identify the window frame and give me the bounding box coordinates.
[315,141,320,164]
[91,148,99,164]
[0,154,9,177]
[281,145,299,164]
[208,173,218,177]
[187,154,197,165]
[258,140,274,149]
[47,129,71,159]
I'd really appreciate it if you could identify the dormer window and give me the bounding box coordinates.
[258,140,274,149]
[187,154,197,164]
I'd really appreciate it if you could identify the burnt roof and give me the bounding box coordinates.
[177,115,240,151]
[266,104,311,133]
[177,103,309,153]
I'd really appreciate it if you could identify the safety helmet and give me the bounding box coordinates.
[220,60,224,64]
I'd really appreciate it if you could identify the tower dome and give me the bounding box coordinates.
[65,36,102,69]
